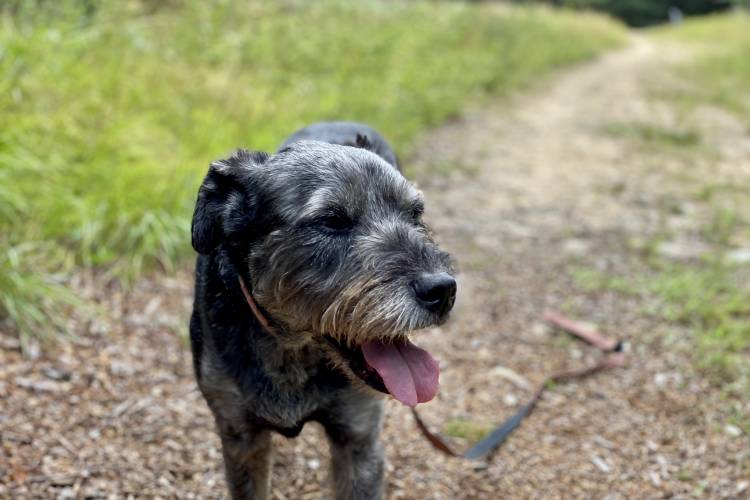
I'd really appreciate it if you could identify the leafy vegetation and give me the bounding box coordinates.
[578,16,750,391]
[601,122,702,149]
[512,0,733,27]
[657,15,750,390]
[573,255,750,392]
[0,0,625,343]
[648,260,750,388]
[571,15,750,391]
[444,418,493,443]
[659,13,750,124]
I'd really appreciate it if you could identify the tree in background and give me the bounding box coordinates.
[511,0,734,26]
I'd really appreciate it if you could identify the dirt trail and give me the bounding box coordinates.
[399,35,749,499]
[2,37,749,499]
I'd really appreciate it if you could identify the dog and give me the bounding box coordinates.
[189,121,456,499]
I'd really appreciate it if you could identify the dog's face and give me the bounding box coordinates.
[192,141,455,406]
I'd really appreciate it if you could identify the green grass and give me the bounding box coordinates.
[655,14,750,389]
[581,16,750,390]
[444,418,493,443]
[600,122,702,149]
[658,10,749,44]
[649,259,750,388]
[0,1,625,344]
[657,13,750,124]
[573,254,750,391]
[573,267,641,295]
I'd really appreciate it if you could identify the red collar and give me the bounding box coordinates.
[238,276,275,334]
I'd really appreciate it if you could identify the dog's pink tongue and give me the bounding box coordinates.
[361,339,439,407]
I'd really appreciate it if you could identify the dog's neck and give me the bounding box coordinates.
[238,275,275,334]
[237,275,318,352]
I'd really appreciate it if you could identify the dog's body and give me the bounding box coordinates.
[278,121,399,169]
[190,122,455,499]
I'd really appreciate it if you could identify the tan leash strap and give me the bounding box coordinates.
[543,310,623,352]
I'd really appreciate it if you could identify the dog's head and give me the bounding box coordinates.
[192,140,455,406]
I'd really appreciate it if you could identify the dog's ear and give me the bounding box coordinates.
[355,132,399,170]
[191,149,269,255]
[355,133,374,151]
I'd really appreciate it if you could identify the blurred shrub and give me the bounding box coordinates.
[0,0,623,343]
[659,13,750,122]
[508,0,732,26]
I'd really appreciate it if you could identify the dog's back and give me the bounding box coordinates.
[278,121,399,170]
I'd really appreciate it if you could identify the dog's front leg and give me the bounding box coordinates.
[218,425,272,500]
[322,394,385,500]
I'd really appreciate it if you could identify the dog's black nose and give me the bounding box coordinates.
[413,272,456,317]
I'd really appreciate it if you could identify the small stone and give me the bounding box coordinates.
[727,248,750,264]
[563,238,590,255]
[657,240,708,261]
[737,481,749,494]
[89,318,110,335]
[15,377,67,393]
[110,361,135,377]
[503,393,519,406]
[491,366,531,390]
[57,487,76,499]
[591,454,611,474]
[144,296,163,316]
[654,373,668,387]
[649,470,661,486]
[655,455,668,476]
[307,458,320,470]
[530,322,549,337]
[26,341,41,360]
[593,436,615,450]
[42,367,72,381]
[724,424,742,437]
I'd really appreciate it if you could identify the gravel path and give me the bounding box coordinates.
[2,37,749,499]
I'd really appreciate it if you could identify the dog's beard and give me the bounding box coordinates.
[252,271,446,407]
[270,277,443,407]
[315,276,437,347]
[256,272,436,344]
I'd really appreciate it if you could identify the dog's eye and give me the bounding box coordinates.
[318,211,354,233]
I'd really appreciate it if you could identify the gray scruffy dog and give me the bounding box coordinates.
[190,121,456,499]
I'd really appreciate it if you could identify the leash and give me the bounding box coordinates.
[411,311,627,459]
[237,276,627,460]
[238,275,276,334]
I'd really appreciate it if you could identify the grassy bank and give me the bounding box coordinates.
[0,1,624,344]
[574,15,750,394]
[658,14,750,391]
[659,13,750,124]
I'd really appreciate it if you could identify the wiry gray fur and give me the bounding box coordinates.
[189,122,455,500]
